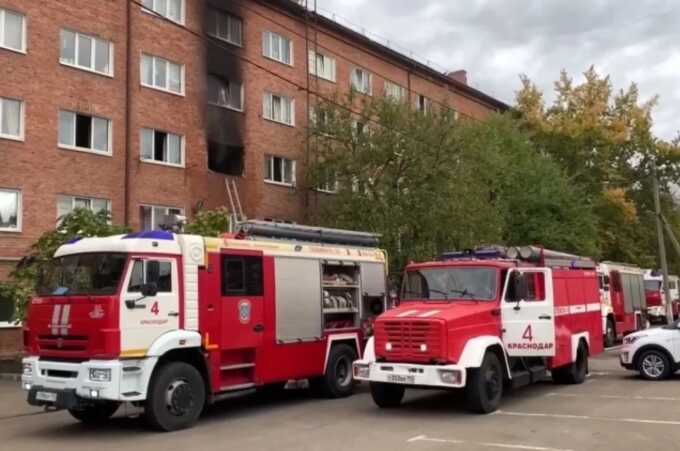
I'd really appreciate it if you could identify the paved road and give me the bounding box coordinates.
[2,348,680,451]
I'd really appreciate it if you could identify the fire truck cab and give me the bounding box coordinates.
[598,262,647,346]
[21,222,388,431]
[353,246,603,414]
[644,270,680,324]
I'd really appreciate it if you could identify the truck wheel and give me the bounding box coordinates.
[637,349,672,381]
[68,402,120,424]
[553,343,588,384]
[465,351,503,414]
[604,319,616,348]
[370,382,405,408]
[145,362,206,432]
[310,344,357,398]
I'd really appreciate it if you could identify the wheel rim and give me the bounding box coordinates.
[642,354,665,378]
[165,379,194,416]
[335,356,351,387]
[484,365,501,400]
[606,324,614,342]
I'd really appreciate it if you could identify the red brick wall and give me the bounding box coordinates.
[0,327,21,360]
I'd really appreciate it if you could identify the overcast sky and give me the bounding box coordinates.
[318,0,680,140]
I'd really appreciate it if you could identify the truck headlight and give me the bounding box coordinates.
[22,363,33,377]
[438,369,462,385]
[353,363,370,379]
[89,368,112,382]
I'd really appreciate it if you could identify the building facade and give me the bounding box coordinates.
[0,0,506,347]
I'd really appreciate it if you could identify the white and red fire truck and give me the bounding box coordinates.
[353,246,604,413]
[21,222,388,431]
[644,270,680,324]
[597,262,647,347]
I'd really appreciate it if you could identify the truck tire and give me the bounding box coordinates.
[369,382,405,408]
[465,351,503,414]
[604,318,616,348]
[552,342,587,384]
[68,402,120,424]
[145,362,206,432]
[637,349,672,381]
[310,344,357,398]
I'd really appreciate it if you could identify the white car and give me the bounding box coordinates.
[620,321,680,380]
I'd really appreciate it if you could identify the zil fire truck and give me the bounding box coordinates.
[353,246,604,414]
[597,262,648,347]
[644,270,680,324]
[21,221,388,431]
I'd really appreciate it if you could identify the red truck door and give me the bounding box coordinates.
[502,268,556,357]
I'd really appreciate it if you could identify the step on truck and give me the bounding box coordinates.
[597,262,648,347]
[21,221,388,431]
[353,246,604,413]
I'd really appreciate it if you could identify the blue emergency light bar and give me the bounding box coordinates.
[440,246,508,261]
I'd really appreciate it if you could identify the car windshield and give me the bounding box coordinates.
[402,267,497,301]
[38,253,127,296]
[644,280,662,292]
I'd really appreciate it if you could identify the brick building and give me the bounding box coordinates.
[0,0,506,355]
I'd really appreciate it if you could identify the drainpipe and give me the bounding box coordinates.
[123,0,132,227]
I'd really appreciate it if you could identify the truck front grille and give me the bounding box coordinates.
[375,319,445,363]
[37,335,88,353]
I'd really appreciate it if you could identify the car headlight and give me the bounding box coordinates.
[89,368,112,382]
[438,369,462,385]
[22,363,32,377]
[624,335,646,345]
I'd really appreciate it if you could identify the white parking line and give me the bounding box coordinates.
[546,392,680,402]
[497,410,680,426]
[407,435,574,451]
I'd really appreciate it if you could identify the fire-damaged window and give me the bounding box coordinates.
[221,256,263,296]
[206,9,242,46]
[128,260,172,293]
[208,75,243,111]
[208,141,243,175]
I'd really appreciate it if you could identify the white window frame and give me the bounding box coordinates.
[140,128,185,168]
[263,91,295,127]
[264,155,296,187]
[0,97,25,141]
[308,50,336,82]
[384,81,406,101]
[0,8,27,54]
[207,9,243,47]
[58,110,113,156]
[262,31,293,66]
[59,29,114,77]
[350,67,372,95]
[316,170,339,194]
[139,204,184,231]
[141,0,185,25]
[56,195,111,222]
[207,75,244,112]
[415,94,432,113]
[140,53,185,96]
[0,188,21,233]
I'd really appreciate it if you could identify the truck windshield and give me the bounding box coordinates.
[38,253,127,296]
[644,280,662,292]
[402,267,497,301]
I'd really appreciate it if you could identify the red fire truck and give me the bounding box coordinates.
[597,262,647,346]
[353,246,603,413]
[644,270,680,324]
[21,222,388,431]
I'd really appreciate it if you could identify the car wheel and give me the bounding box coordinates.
[310,344,357,398]
[637,350,672,381]
[604,318,616,348]
[465,351,503,414]
[370,382,405,408]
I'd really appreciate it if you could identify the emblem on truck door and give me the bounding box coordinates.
[238,300,251,324]
[89,304,105,320]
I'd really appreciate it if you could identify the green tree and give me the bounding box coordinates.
[184,207,231,236]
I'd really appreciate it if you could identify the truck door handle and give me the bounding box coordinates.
[168,312,179,317]
[539,314,552,320]
[253,324,264,332]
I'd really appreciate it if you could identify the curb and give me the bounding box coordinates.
[0,373,21,382]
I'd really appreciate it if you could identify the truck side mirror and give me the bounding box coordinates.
[508,272,528,309]
[141,282,158,298]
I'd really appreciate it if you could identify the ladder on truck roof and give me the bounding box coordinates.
[235,220,380,248]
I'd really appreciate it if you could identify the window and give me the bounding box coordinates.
[207,75,243,111]
[206,9,242,46]
[140,205,183,230]
[263,92,294,126]
[308,50,336,82]
[128,260,172,293]
[0,97,23,140]
[0,189,21,232]
[141,53,184,95]
[60,30,112,76]
[141,0,184,24]
[317,168,338,194]
[38,253,127,297]
[58,110,111,154]
[57,195,111,221]
[350,68,372,95]
[262,31,292,65]
[0,283,18,326]
[505,271,545,302]
[264,155,295,186]
[384,81,406,101]
[402,267,497,301]
[0,8,26,53]
[140,128,183,166]
[208,142,243,176]
[415,94,432,113]
[221,256,263,296]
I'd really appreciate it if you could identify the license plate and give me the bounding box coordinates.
[386,374,415,385]
[36,391,57,402]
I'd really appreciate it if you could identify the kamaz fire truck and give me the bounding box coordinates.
[21,222,388,431]
[597,262,647,347]
[353,246,604,413]
[644,270,680,324]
